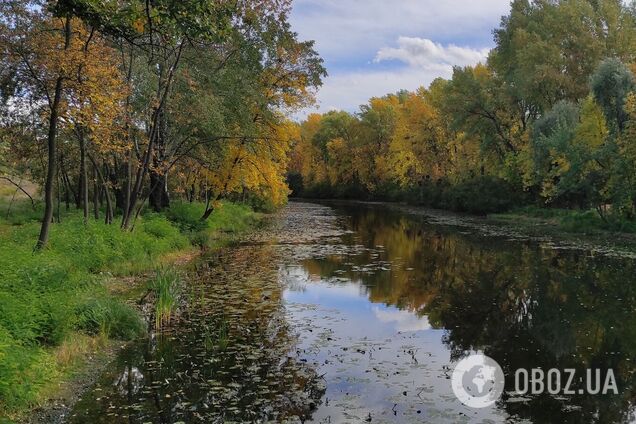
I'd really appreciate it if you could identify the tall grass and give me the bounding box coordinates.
[148,268,182,330]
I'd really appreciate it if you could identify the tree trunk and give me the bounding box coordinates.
[121,42,183,229]
[75,175,82,209]
[37,77,64,247]
[189,183,195,203]
[56,168,61,223]
[93,166,100,220]
[148,95,169,212]
[88,154,113,225]
[79,130,89,223]
[63,177,71,210]
[201,205,215,221]
[37,17,71,249]
[36,77,62,245]
[149,169,170,212]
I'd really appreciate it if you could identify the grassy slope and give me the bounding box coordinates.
[0,199,259,419]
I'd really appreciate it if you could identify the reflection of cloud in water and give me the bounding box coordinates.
[282,264,368,300]
[373,306,431,332]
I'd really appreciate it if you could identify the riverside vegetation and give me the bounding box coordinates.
[0,198,258,419]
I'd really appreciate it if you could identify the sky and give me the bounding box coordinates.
[288,0,513,117]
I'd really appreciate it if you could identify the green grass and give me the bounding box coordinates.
[165,201,259,248]
[0,199,260,416]
[76,297,146,340]
[502,205,573,220]
[559,210,636,234]
[148,268,182,330]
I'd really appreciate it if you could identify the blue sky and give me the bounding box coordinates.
[289,0,513,116]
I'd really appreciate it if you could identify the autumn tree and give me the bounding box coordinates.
[0,2,78,248]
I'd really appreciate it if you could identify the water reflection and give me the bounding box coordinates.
[70,202,636,423]
[284,202,636,423]
[70,244,325,423]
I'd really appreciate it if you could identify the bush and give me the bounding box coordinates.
[407,176,525,214]
[165,202,210,233]
[241,193,278,213]
[286,172,304,197]
[76,298,146,340]
[559,210,636,233]
[206,202,258,234]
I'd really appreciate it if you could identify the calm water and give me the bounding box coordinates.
[69,202,636,423]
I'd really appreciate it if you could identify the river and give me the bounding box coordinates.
[68,201,636,423]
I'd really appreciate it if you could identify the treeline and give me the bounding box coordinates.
[0,0,325,247]
[289,0,636,220]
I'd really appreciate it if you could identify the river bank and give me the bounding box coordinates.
[0,201,261,423]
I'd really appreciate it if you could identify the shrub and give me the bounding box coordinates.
[207,202,257,233]
[76,298,146,340]
[165,202,210,233]
[559,210,636,233]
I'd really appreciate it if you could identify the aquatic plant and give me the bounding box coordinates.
[149,268,182,330]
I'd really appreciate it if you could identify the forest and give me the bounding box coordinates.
[289,0,636,230]
[2,0,636,421]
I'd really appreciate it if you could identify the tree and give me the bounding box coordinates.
[0,3,77,248]
[441,65,524,170]
[590,58,636,134]
[491,0,636,114]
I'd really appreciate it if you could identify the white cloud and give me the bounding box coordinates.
[299,38,490,117]
[290,0,511,61]
[375,37,490,69]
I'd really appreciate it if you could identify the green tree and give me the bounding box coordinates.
[590,58,636,134]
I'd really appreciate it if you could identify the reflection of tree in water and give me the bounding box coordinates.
[426,247,636,424]
[301,204,636,424]
[70,245,325,423]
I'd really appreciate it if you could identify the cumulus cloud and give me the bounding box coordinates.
[375,37,490,69]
